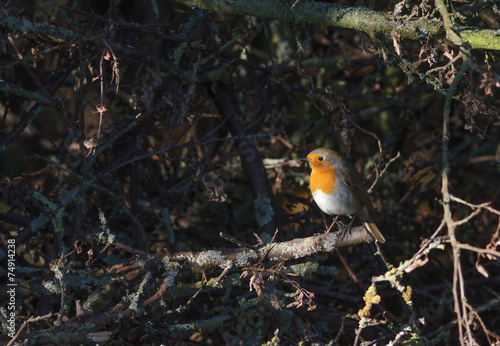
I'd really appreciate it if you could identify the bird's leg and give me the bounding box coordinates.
[326,215,340,233]
[340,215,357,239]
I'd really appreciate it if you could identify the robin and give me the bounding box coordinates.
[303,148,386,243]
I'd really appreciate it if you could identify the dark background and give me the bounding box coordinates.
[1,0,499,344]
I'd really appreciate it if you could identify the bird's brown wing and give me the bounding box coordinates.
[340,166,377,221]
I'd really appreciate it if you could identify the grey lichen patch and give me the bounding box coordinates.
[162,257,180,286]
[235,250,259,267]
[129,271,152,311]
[135,258,148,269]
[98,210,115,244]
[174,252,196,265]
[196,250,226,267]
[42,280,60,294]
[254,194,274,227]
[290,244,315,260]
[276,236,318,260]
[321,233,339,252]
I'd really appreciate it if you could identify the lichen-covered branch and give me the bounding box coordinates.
[171,0,500,50]
[169,225,374,271]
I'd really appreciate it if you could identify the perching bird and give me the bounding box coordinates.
[303,148,385,243]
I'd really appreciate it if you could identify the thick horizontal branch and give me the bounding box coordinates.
[172,0,500,50]
[169,225,375,271]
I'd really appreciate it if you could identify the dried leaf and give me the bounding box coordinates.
[404,257,429,273]
[475,256,489,278]
[393,32,402,57]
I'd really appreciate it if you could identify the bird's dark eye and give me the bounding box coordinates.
[318,156,324,161]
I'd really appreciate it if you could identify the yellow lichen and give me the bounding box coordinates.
[358,284,381,318]
[402,285,412,303]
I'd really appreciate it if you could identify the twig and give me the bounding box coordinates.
[369,151,401,194]
[441,52,472,344]
[463,300,500,345]
[455,243,500,259]
[450,195,500,216]
[6,313,56,346]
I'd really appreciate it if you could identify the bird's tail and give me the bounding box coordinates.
[363,222,386,243]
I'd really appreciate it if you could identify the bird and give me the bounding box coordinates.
[302,148,385,243]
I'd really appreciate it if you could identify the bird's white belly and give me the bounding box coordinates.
[312,184,362,216]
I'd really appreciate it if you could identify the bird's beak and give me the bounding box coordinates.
[300,157,311,162]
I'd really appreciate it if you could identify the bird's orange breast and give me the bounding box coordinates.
[309,165,336,194]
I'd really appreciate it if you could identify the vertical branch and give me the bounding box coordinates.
[441,56,471,345]
[95,47,107,149]
[210,84,279,234]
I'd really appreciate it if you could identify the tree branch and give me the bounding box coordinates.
[169,225,374,270]
[171,0,500,50]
